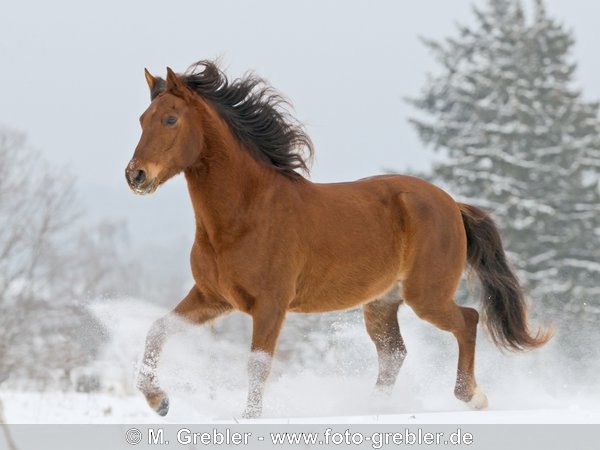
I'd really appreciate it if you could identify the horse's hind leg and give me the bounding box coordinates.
[364,285,407,395]
[451,306,486,407]
[403,280,488,409]
[137,286,231,416]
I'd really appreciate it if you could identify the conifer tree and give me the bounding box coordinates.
[409,0,600,328]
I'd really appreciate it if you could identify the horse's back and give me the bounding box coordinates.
[307,174,464,242]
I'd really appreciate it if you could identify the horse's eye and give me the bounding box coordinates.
[164,116,177,126]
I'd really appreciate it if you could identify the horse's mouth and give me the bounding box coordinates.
[131,180,159,195]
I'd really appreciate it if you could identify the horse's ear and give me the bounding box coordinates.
[166,67,185,93]
[144,68,156,91]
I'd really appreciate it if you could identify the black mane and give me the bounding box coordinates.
[152,60,313,178]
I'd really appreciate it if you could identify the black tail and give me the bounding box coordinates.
[459,203,552,351]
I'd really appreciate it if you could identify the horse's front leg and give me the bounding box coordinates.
[242,303,287,419]
[137,286,231,416]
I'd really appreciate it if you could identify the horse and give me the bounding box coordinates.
[125,60,551,418]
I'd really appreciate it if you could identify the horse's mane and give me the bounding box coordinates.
[151,60,313,178]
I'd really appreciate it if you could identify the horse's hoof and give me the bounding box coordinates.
[467,386,488,410]
[145,390,170,417]
[373,383,394,398]
[156,396,170,416]
[241,405,262,419]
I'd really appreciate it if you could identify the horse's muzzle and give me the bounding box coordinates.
[126,161,157,195]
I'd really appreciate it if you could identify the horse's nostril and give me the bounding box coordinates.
[132,169,146,186]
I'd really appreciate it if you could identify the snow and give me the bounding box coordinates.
[1,299,599,424]
[1,390,599,424]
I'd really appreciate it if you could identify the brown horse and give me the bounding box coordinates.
[126,60,550,418]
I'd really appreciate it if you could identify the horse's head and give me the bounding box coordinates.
[126,68,203,195]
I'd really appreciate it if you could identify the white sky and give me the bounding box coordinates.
[2,0,600,248]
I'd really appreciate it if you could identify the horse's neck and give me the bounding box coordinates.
[184,121,278,245]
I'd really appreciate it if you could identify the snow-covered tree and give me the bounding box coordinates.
[0,128,150,389]
[408,0,600,329]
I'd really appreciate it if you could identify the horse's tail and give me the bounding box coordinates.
[458,203,552,351]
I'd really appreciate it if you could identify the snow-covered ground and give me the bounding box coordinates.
[2,389,599,424]
[2,299,599,424]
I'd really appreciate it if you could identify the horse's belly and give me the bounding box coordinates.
[288,270,400,313]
